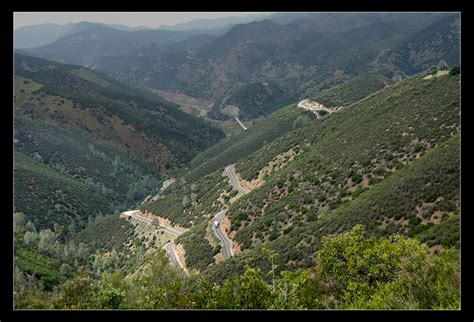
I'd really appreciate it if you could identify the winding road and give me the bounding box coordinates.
[163,242,186,271]
[211,164,254,258]
[122,210,184,269]
[123,210,183,236]
[225,164,250,194]
[124,163,251,265]
[212,210,233,259]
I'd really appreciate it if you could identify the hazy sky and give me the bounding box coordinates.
[13,12,273,30]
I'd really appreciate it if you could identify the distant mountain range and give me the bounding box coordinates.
[16,13,459,122]
[20,22,197,67]
[14,23,76,49]
[14,13,273,49]
[157,13,273,31]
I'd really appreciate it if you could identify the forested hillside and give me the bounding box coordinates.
[141,70,460,279]
[310,74,387,106]
[13,12,461,311]
[92,13,457,121]
[21,13,458,123]
[371,14,461,79]
[13,65,461,312]
[14,53,224,233]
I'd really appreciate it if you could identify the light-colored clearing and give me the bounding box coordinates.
[422,70,449,80]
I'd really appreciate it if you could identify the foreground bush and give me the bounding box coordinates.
[14,225,459,310]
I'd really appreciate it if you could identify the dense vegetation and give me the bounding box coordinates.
[176,222,215,271]
[142,171,227,227]
[143,71,460,277]
[13,13,461,310]
[14,53,224,232]
[182,104,310,182]
[209,81,293,121]
[14,212,151,294]
[310,73,387,107]
[15,53,225,168]
[90,13,458,122]
[373,14,460,79]
[14,226,460,309]
[73,214,135,254]
[14,151,114,230]
[218,73,460,274]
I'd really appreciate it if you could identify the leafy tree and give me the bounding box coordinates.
[270,269,312,309]
[68,221,77,236]
[25,221,36,233]
[38,229,56,254]
[91,255,104,277]
[14,212,26,227]
[53,223,63,237]
[437,60,448,71]
[182,195,191,208]
[97,288,125,309]
[315,225,459,309]
[191,192,198,203]
[60,263,73,276]
[76,242,90,264]
[55,275,98,309]
[214,266,271,309]
[23,231,38,249]
[127,250,190,309]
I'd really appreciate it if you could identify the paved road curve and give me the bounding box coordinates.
[163,242,186,270]
[225,164,250,194]
[122,210,185,269]
[123,210,182,237]
[212,210,233,259]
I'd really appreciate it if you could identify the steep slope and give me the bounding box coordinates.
[14,151,114,230]
[210,133,459,281]
[141,70,460,278]
[184,73,389,183]
[310,74,387,107]
[208,81,292,121]
[217,71,460,277]
[184,105,310,183]
[14,53,224,231]
[370,14,461,79]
